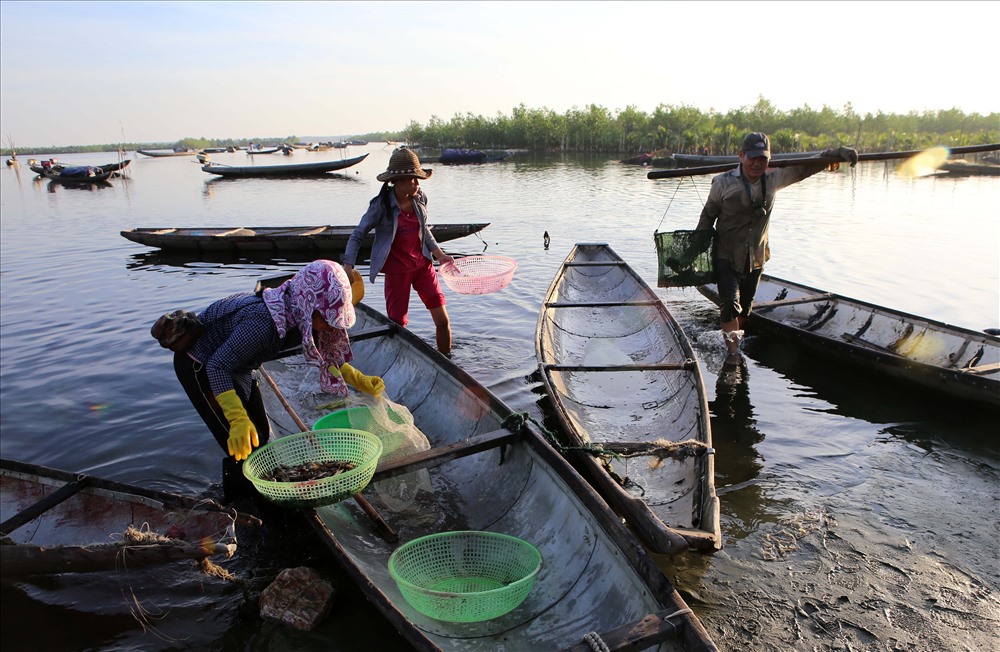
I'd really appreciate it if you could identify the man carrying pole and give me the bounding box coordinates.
[695,133,857,359]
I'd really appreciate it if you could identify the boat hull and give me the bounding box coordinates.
[258,298,718,652]
[119,223,490,255]
[0,458,244,576]
[536,243,721,555]
[698,275,1000,408]
[202,153,368,177]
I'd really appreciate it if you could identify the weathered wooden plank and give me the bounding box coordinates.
[372,428,519,481]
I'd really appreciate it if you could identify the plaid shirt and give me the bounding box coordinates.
[187,293,295,399]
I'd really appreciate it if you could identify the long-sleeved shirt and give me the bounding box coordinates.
[696,162,826,273]
[187,293,300,399]
[342,188,441,282]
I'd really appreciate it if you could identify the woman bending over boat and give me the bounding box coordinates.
[342,148,455,356]
[170,260,383,500]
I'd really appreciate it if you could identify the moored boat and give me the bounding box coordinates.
[672,151,822,167]
[119,222,489,255]
[30,159,131,176]
[698,274,1000,408]
[1,458,250,576]
[42,166,114,183]
[137,148,195,157]
[536,243,721,556]
[200,153,368,177]
[256,295,719,652]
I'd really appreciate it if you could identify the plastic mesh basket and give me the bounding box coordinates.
[654,229,715,288]
[388,530,542,622]
[243,429,382,508]
[439,255,517,295]
[313,404,410,456]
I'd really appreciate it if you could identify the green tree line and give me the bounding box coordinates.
[399,97,998,155]
[4,98,997,156]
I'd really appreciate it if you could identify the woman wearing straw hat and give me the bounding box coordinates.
[343,147,455,356]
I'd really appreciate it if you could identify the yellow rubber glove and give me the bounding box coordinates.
[216,389,259,461]
[339,363,385,398]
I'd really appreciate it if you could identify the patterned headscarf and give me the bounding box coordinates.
[262,260,355,395]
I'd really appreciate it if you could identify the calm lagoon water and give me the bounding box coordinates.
[1,145,998,650]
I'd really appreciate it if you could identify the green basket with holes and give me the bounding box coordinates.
[243,429,382,508]
[388,530,542,622]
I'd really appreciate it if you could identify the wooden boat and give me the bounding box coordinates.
[672,151,822,167]
[42,167,114,183]
[698,275,1000,409]
[1,458,252,576]
[440,148,487,164]
[257,294,719,652]
[937,160,1000,176]
[30,159,130,176]
[201,153,368,177]
[536,244,721,556]
[119,222,489,255]
[136,148,195,157]
[246,146,281,155]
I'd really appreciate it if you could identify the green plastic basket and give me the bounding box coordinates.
[388,531,542,623]
[313,405,409,456]
[243,428,382,508]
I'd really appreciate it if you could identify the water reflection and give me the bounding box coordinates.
[201,172,364,198]
[46,179,113,192]
[125,249,351,271]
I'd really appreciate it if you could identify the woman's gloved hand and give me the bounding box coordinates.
[216,389,259,461]
[339,363,385,398]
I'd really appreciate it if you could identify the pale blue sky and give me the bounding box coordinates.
[1,1,995,147]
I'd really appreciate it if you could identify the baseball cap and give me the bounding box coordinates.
[741,133,771,158]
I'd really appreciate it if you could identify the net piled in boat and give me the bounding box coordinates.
[654,229,715,288]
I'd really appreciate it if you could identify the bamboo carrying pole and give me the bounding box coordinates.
[258,368,399,543]
[647,143,1000,179]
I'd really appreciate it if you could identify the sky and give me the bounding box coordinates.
[1,1,996,147]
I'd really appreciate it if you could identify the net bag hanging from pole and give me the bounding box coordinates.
[653,229,715,288]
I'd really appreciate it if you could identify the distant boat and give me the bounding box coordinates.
[42,166,113,183]
[119,222,490,255]
[937,160,1000,176]
[441,148,487,164]
[30,159,131,176]
[672,151,822,167]
[201,153,368,177]
[137,148,195,158]
[246,146,281,155]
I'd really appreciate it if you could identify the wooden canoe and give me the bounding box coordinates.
[119,223,489,255]
[698,275,1000,408]
[536,244,721,556]
[671,151,822,167]
[30,159,130,176]
[42,167,114,183]
[246,147,281,155]
[200,153,368,177]
[136,149,195,157]
[257,295,719,652]
[0,458,252,576]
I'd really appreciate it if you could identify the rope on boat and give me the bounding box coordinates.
[582,631,611,652]
[502,411,712,496]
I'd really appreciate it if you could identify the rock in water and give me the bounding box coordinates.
[259,566,335,631]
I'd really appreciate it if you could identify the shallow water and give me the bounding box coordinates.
[1,147,998,650]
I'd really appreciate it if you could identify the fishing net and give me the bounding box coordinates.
[654,229,715,288]
[313,395,433,513]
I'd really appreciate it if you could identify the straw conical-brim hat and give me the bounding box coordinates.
[377,147,433,182]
